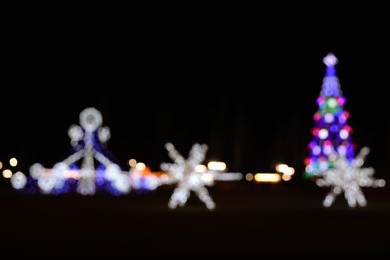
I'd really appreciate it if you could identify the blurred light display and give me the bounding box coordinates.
[128,161,173,192]
[316,146,385,207]
[11,107,132,195]
[303,53,356,179]
[160,142,242,210]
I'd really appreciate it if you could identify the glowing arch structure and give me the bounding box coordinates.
[11,107,131,195]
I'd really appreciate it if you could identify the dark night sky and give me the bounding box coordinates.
[1,18,389,180]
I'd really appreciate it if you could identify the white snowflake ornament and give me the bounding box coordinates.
[161,142,243,210]
[161,142,217,210]
[316,147,385,207]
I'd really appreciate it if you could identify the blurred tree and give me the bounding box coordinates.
[303,53,356,179]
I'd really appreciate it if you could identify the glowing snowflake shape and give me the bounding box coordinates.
[316,147,385,207]
[160,142,217,210]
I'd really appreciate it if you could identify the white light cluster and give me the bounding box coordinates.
[161,142,242,210]
[316,147,386,207]
[323,52,338,66]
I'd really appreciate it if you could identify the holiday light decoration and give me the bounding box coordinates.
[128,161,173,192]
[1,157,20,179]
[11,107,132,195]
[160,142,242,210]
[316,146,385,207]
[304,53,356,179]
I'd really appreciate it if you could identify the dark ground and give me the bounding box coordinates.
[1,179,390,258]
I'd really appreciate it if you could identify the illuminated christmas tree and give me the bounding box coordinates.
[303,53,356,179]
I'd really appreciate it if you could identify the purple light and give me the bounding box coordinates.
[316,96,325,105]
[337,96,346,105]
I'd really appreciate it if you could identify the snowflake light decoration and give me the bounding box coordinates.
[11,107,132,195]
[315,146,386,207]
[160,142,242,210]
